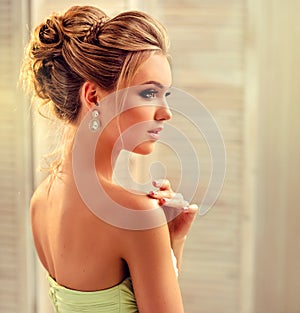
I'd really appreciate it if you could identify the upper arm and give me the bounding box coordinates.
[121,221,184,313]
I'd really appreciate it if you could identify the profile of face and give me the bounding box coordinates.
[99,53,173,155]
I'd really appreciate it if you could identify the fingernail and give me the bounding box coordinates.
[148,190,158,197]
[159,198,166,205]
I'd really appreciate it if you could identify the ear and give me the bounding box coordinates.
[80,81,101,110]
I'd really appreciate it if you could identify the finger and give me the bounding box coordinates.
[182,203,198,214]
[163,197,189,209]
[147,189,175,199]
[158,196,190,207]
[153,179,172,191]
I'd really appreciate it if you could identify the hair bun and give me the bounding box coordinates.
[39,16,64,47]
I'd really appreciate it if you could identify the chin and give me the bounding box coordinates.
[132,142,156,155]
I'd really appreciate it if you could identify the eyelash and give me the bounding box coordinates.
[140,89,158,99]
[139,89,171,99]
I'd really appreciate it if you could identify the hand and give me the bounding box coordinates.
[147,179,198,242]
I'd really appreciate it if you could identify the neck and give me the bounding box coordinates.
[60,125,121,183]
[95,137,121,182]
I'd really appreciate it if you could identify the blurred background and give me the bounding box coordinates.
[1,0,300,312]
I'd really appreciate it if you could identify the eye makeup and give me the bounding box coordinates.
[139,89,159,99]
[139,88,172,100]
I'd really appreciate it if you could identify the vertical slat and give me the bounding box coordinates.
[0,0,33,312]
[0,0,18,309]
[240,0,260,311]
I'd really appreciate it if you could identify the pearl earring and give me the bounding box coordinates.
[89,108,101,132]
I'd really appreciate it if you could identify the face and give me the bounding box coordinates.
[115,53,173,155]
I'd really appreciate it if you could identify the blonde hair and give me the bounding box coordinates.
[21,5,170,122]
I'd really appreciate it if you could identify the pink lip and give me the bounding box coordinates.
[147,127,163,140]
[147,127,163,134]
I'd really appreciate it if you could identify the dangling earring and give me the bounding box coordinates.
[89,103,101,132]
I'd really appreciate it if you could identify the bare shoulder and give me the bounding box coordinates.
[99,180,168,231]
[30,176,50,214]
[102,180,161,211]
[29,176,53,245]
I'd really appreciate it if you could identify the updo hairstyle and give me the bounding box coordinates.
[21,5,169,122]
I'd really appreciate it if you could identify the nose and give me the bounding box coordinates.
[154,106,172,121]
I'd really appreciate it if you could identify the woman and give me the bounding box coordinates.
[22,5,198,313]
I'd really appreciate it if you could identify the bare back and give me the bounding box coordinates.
[30,173,130,291]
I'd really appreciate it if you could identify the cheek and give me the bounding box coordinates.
[119,107,154,130]
[116,118,156,153]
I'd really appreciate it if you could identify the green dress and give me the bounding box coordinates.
[48,275,138,313]
[47,249,177,312]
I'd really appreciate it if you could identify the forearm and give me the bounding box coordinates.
[171,236,186,274]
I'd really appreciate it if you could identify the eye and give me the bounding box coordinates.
[139,89,158,99]
[165,91,171,97]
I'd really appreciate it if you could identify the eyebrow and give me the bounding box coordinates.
[141,80,168,89]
